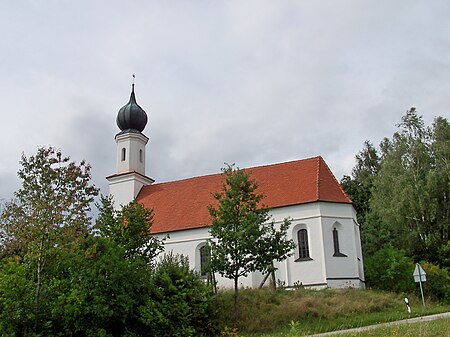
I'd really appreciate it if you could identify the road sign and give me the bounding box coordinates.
[413,263,426,307]
[413,263,427,282]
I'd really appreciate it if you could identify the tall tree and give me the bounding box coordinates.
[208,165,295,321]
[341,141,380,223]
[0,146,98,329]
[369,109,449,266]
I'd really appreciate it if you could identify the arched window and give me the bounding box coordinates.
[139,149,143,163]
[199,245,211,278]
[121,148,126,161]
[297,229,310,259]
[332,227,347,257]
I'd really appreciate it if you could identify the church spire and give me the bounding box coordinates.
[116,77,148,133]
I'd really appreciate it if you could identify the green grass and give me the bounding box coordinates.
[213,288,450,336]
[333,317,450,337]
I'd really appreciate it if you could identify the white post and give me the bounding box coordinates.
[417,263,425,307]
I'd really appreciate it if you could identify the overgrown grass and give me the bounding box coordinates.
[213,288,450,336]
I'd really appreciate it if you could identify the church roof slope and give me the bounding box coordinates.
[137,156,351,234]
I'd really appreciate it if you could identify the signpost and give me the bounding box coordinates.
[413,263,426,307]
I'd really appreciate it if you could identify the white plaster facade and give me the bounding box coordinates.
[153,201,365,289]
[107,131,154,208]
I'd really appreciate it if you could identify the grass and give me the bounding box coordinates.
[333,317,450,337]
[213,287,450,336]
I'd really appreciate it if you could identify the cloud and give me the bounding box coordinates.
[0,0,449,201]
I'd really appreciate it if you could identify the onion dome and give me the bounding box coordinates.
[116,84,148,132]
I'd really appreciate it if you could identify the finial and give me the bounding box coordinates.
[132,74,135,91]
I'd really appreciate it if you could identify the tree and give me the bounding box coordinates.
[208,165,295,321]
[95,195,163,264]
[0,146,99,330]
[340,141,380,224]
[344,109,450,267]
[370,108,450,266]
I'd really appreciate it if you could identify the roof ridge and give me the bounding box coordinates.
[148,156,322,187]
[317,156,352,203]
[315,157,321,200]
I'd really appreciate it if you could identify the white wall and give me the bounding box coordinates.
[154,201,365,289]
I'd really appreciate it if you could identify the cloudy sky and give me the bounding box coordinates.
[1,1,449,202]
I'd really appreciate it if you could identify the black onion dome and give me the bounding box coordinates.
[116,84,148,132]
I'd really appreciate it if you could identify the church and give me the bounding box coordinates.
[106,85,365,289]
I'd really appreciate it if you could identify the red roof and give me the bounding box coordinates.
[137,156,351,234]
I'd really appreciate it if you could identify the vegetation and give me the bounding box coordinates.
[341,109,450,301]
[0,147,99,331]
[208,164,295,321]
[0,147,217,336]
[332,318,450,337]
[213,287,450,336]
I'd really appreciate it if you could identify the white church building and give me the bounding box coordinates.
[107,85,365,289]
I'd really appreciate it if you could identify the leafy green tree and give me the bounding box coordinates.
[343,109,449,267]
[95,195,163,264]
[208,165,295,321]
[370,109,450,266]
[0,146,98,330]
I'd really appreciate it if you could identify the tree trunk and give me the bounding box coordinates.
[233,276,238,327]
[34,237,45,331]
[271,261,277,290]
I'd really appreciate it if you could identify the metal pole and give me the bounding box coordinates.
[417,263,425,307]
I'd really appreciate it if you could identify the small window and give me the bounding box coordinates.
[139,149,143,163]
[200,245,211,277]
[333,227,347,257]
[121,148,126,161]
[297,229,310,260]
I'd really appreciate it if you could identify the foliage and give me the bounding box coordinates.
[364,246,416,293]
[370,109,449,266]
[139,253,218,337]
[95,195,163,264]
[421,262,450,303]
[341,109,450,267]
[1,147,98,258]
[213,287,450,336]
[46,236,153,336]
[0,147,219,336]
[340,141,380,225]
[0,146,99,331]
[0,257,35,335]
[208,164,295,319]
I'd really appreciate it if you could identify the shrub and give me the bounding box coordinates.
[139,253,218,337]
[364,246,416,293]
[422,262,450,303]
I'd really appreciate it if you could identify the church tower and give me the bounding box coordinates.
[106,83,154,208]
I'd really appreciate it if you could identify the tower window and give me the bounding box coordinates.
[121,148,126,161]
[297,229,310,260]
[139,149,143,163]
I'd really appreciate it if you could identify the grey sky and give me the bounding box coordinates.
[1,1,449,202]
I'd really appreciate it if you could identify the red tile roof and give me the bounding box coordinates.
[137,156,351,234]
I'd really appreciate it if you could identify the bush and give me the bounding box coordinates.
[364,246,416,293]
[0,257,35,335]
[139,253,218,337]
[422,262,450,303]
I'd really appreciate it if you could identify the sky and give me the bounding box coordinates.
[1,0,449,203]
